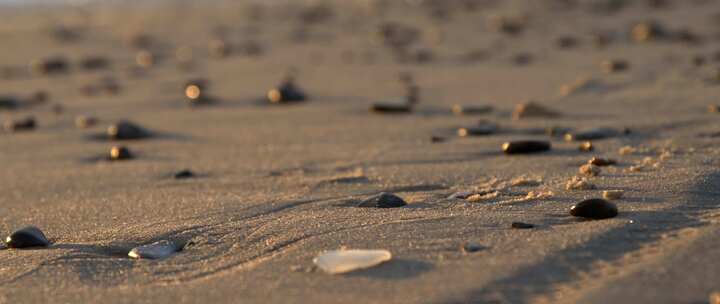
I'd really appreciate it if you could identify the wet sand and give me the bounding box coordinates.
[1,0,720,303]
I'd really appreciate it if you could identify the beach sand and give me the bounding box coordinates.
[0,0,719,303]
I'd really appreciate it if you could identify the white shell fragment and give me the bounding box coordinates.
[313,249,392,274]
[128,240,179,260]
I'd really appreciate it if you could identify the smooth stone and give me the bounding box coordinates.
[511,222,534,229]
[589,157,617,166]
[174,169,195,179]
[570,198,618,219]
[107,121,151,140]
[451,104,493,115]
[358,192,407,208]
[502,140,551,154]
[3,116,35,132]
[109,146,133,161]
[461,242,484,253]
[0,96,19,110]
[128,240,180,259]
[267,81,306,103]
[30,57,69,76]
[457,121,498,137]
[5,226,50,248]
[313,249,392,274]
[564,127,623,141]
[370,102,412,113]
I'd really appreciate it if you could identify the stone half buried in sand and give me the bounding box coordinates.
[313,249,392,274]
[502,140,551,154]
[570,198,618,220]
[512,101,561,120]
[564,127,627,141]
[370,100,413,114]
[5,226,50,248]
[106,120,153,140]
[457,121,498,137]
[267,80,307,104]
[357,192,407,208]
[128,240,181,260]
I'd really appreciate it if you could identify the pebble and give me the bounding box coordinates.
[184,79,214,105]
[128,240,180,259]
[267,78,307,104]
[579,164,601,176]
[30,56,69,76]
[589,157,617,166]
[618,145,637,155]
[457,121,498,137]
[556,36,579,49]
[107,121,152,140]
[75,115,98,129]
[570,198,618,219]
[370,102,412,113]
[3,116,35,132]
[5,226,50,248]
[451,104,493,115]
[602,59,629,73]
[512,101,561,120]
[314,249,392,274]
[603,190,624,200]
[578,141,594,152]
[79,56,110,71]
[461,242,484,253]
[565,176,596,190]
[502,140,551,154]
[0,96,20,110]
[487,15,526,35]
[358,192,407,208]
[564,127,623,141]
[709,105,720,113]
[430,136,446,143]
[511,222,534,229]
[174,169,195,179]
[710,291,720,304]
[109,146,133,161]
[631,21,669,42]
[135,50,155,68]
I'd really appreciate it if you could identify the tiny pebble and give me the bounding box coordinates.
[579,141,594,152]
[109,146,133,161]
[579,164,601,176]
[589,157,617,166]
[3,116,35,132]
[174,169,195,179]
[461,242,484,253]
[603,190,624,200]
[511,222,534,229]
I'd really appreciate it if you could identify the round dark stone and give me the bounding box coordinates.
[107,121,151,140]
[0,96,19,110]
[570,198,618,219]
[3,116,36,132]
[109,146,133,161]
[358,192,407,208]
[5,226,50,248]
[502,140,551,154]
[511,222,534,229]
[267,81,306,104]
[174,169,195,179]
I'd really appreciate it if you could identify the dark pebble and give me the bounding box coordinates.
[0,96,19,110]
[556,36,579,49]
[5,226,50,248]
[602,59,629,73]
[107,121,152,140]
[451,104,493,115]
[502,140,551,154]
[570,198,618,219]
[564,127,622,141]
[3,116,35,132]
[370,102,412,113]
[458,121,498,137]
[358,192,407,208]
[174,169,195,179]
[511,222,534,229]
[588,157,617,166]
[267,79,306,104]
[30,57,69,76]
[431,136,446,143]
[461,242,484,253]
[80,56,110,71]
[109,146,133,161]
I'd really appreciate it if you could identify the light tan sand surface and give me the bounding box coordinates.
[1,0,720,303]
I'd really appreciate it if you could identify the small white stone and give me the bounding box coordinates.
[313,249,392,274]
[128,240,179,260]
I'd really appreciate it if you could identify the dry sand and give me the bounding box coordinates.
[0,0,720,303]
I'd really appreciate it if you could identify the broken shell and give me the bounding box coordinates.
[313,249,392,274]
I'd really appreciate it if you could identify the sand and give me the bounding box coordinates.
[0,0,719,303]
